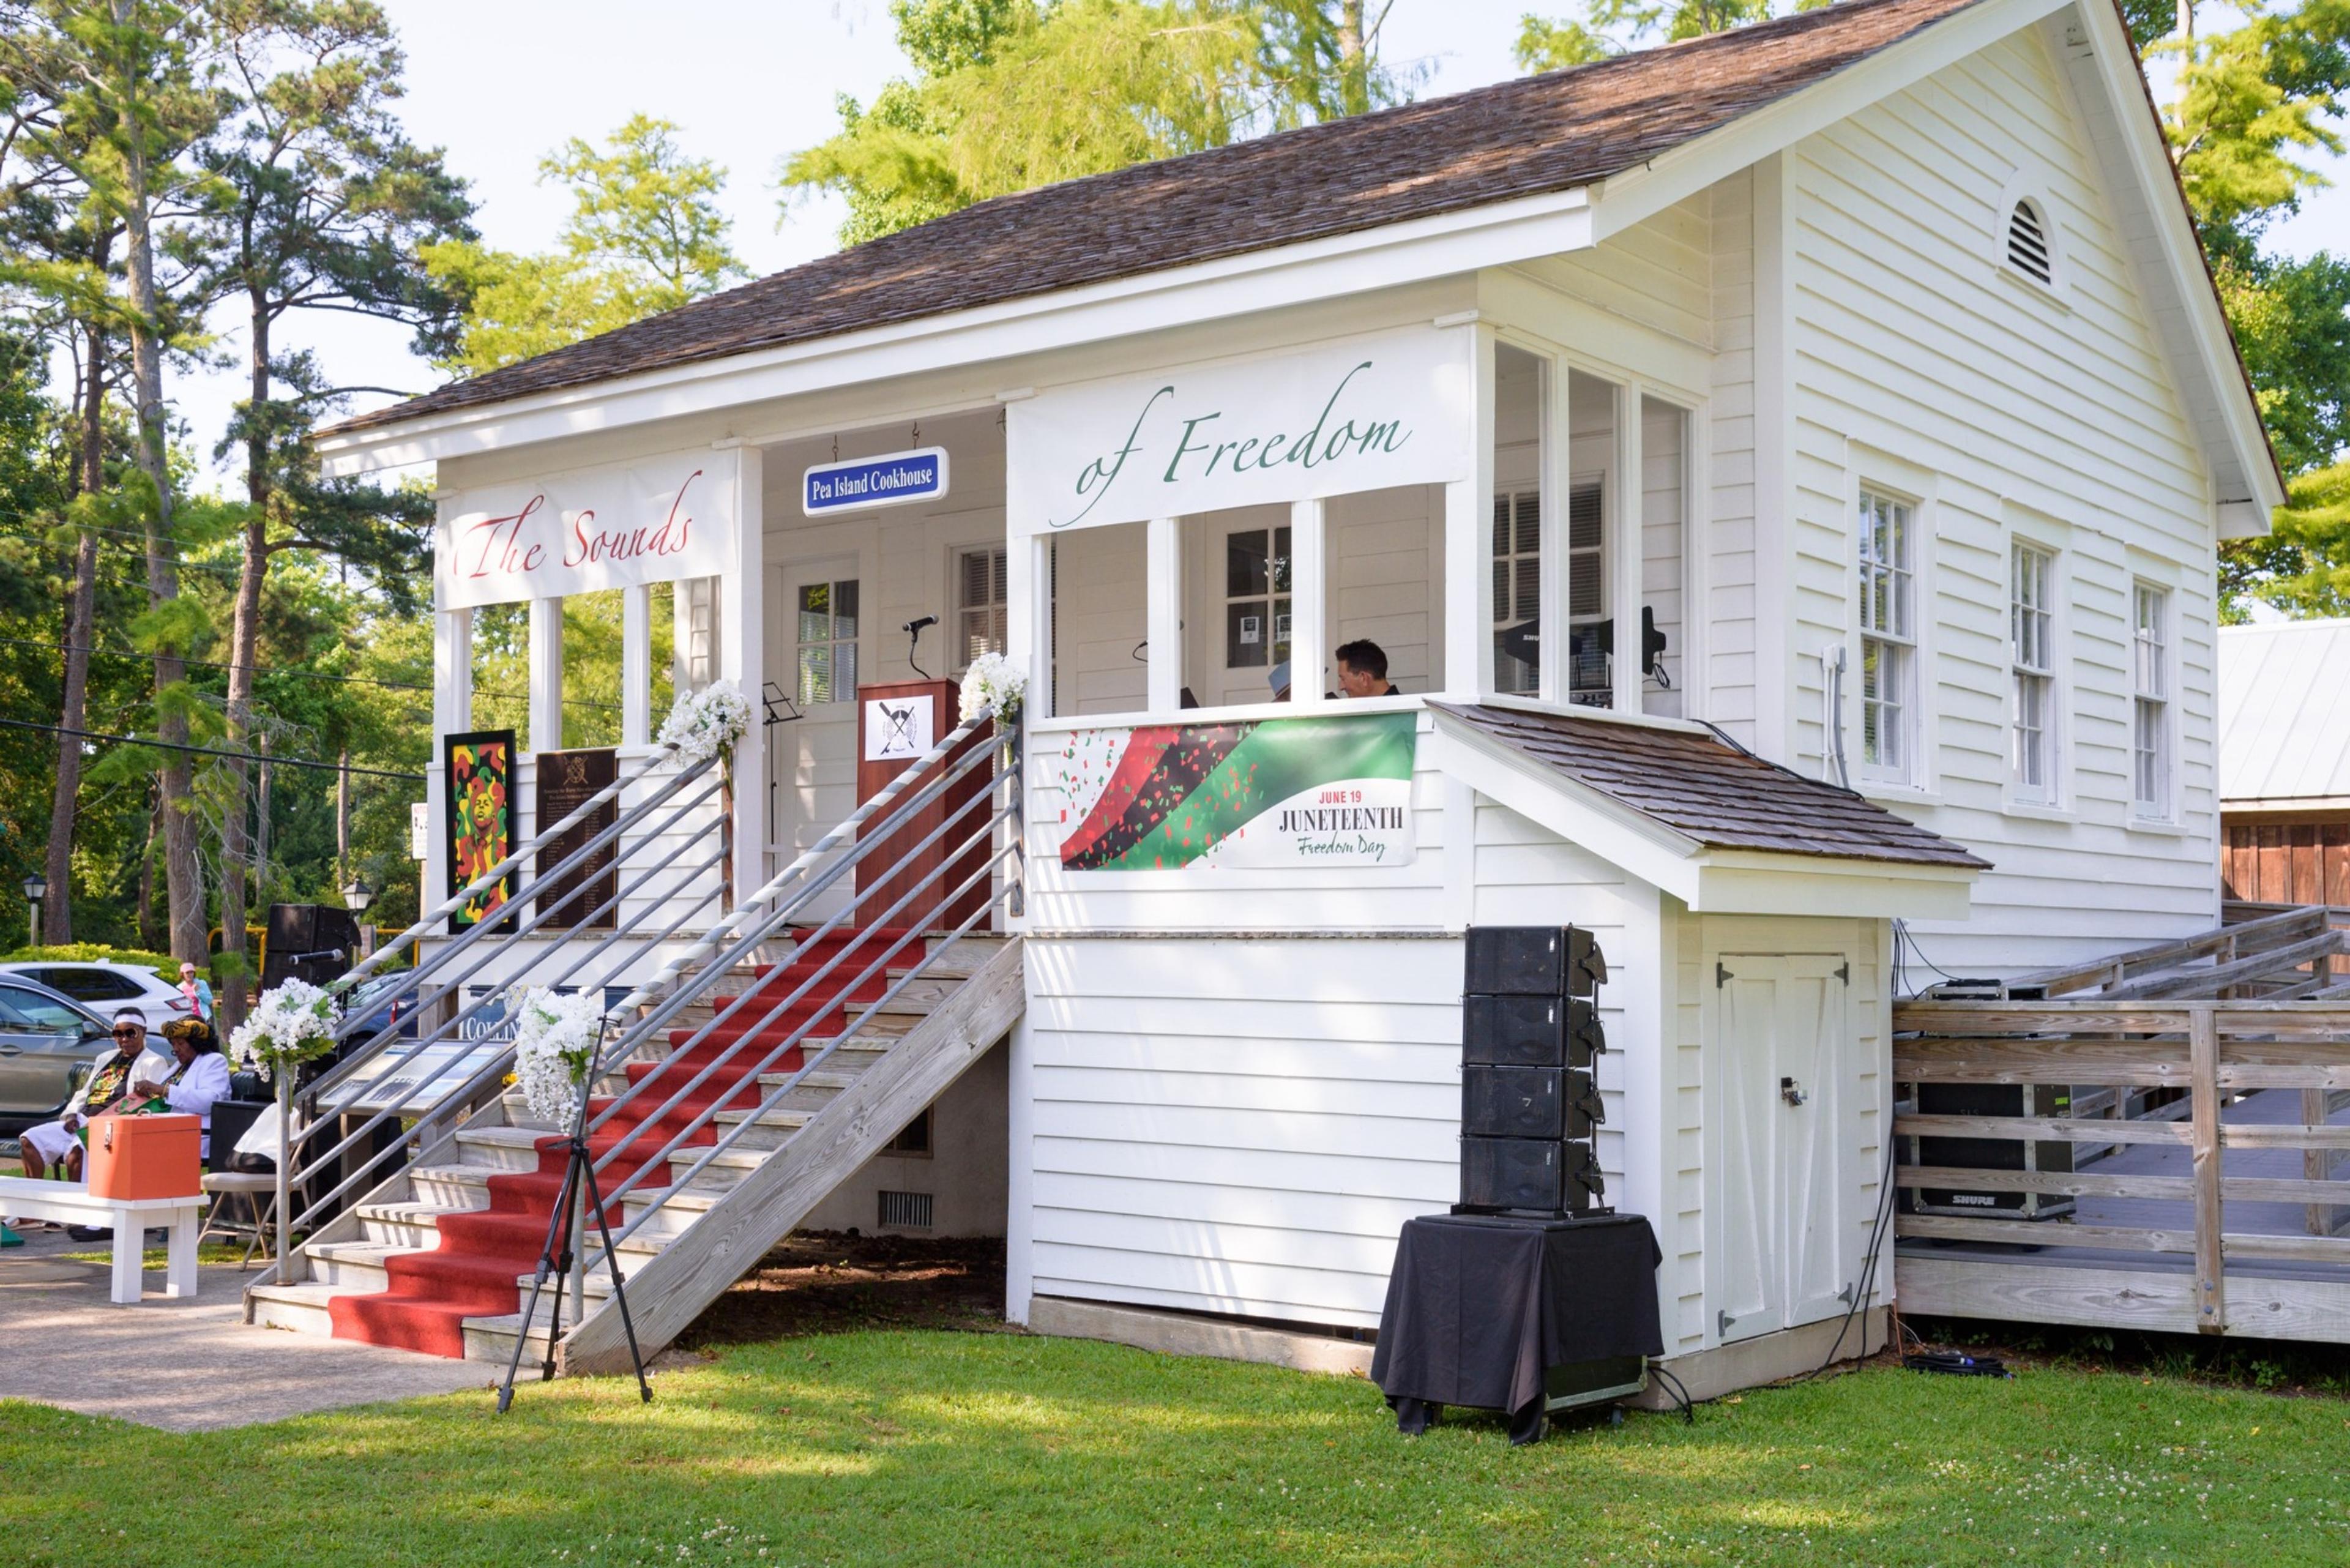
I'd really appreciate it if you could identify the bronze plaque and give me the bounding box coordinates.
[534,747,619,930]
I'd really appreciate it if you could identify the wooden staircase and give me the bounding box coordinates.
[247,932,1023,1370]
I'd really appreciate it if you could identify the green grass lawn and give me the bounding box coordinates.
[5,1331,2347,1567]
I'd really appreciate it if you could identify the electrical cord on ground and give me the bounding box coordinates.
[1902,1350,2011,1378]
[1789,1132,1901,1383]
[1648,1362,1696,1424]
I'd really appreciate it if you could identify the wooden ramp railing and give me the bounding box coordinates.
[1931,905,2350,1002]
[1891,999,2350,1342]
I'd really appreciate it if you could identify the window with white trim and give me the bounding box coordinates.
[1857,490,1916,778]
[1565,479,1607,706]
[2133,583,2171,817]
[953,545,1007,674]
[794,578,859,706]
[2010,543,2057,802]
[1492,489,1540,696]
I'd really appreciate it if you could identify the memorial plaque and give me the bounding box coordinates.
[534,747,619,930]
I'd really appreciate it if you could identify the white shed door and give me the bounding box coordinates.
[1710,953,1854,1344]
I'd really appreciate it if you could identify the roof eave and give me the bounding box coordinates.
[1426,707,1981,918]
[315,185,1595,477]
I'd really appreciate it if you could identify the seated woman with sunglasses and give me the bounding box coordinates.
[17,1010,158,1182]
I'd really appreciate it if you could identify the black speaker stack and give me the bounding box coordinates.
[1456,925,1610,1218]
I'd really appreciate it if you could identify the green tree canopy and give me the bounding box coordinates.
[783,0,1419,247]
[422,114,742,376]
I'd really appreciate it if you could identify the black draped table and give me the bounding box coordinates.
[1370,1211,1663,1444]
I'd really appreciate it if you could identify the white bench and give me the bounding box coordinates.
[0,1176,202,1304]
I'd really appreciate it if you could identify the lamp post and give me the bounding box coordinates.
[342,874,375,958]
[20,870,45,949]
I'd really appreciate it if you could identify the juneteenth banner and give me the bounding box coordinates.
[1050,711,1416,871]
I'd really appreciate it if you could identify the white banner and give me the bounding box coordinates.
[1007,327,1472,538]
[436,449,739,610]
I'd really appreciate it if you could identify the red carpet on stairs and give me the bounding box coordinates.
[325,927,912,1357]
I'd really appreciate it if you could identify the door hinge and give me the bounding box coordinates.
[1836,1281,1856,1306]
[1835,960,1851,984]
[1716,961,1734,988]
[1718,1309,1736,1336]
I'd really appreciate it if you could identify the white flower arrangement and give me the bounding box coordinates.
[958,651,1026,725]
[228,978,339,1071]
[658,678,753,769]
[509,987,608,1126]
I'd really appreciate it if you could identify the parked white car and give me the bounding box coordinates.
[0,961,193,1031]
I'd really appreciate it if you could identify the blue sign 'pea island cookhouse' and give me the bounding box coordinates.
[803,446,950,516]
[286,0,2293,1397]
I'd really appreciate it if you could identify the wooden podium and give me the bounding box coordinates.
[855,679,991,931]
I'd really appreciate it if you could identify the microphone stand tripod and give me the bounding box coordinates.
[497,1028,652,1412]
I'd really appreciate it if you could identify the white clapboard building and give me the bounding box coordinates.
[308,0,2275,1395]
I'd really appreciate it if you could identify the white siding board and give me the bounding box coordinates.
[1784,29,2220,973]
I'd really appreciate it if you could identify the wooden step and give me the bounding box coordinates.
[453,1126,553,1172]
[407,1163,497,1208]
[706,1104,815,1150]
[247,1280,348,1336]
[356,1199,481,1249]
[661,1143,770,1193]
[305,1239,413,1293]
[614,1184,721,1239]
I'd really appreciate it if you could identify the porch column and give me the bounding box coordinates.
[1441,322,1496,701]
[429,604,472,915]
[1009,534,1047,719]
[717,444,766,903]
[1287,498,1327,709]
[1611,376,1646,715]
[621,583,652,746]
[1539,354,1572,705]
[528,595,563,753]
[433,605,473,736]
[1146,516,1182,713]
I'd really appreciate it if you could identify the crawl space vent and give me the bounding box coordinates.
[879,1189,934,1230]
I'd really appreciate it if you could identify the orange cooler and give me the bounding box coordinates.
[87,1113,203,1200]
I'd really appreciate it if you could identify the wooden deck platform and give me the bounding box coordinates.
[1888,990,2350,1345]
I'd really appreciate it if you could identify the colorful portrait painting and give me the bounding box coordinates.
[444,729,517,932]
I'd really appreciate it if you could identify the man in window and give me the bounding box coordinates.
[1335,640,1401,699]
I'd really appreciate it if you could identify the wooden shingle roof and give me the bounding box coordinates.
[1432,702,1990,870]
[337,0,1985,436]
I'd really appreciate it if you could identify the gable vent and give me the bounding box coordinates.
[2006,200,2053,285]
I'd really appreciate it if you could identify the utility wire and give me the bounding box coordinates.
[0,633,629,712]
[0,715,425,782]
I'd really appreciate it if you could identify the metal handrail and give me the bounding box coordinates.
[584,737,1004,1137]
[255,753,732,1280]
[589,829,1015,1239]
[304,764,725,1107]
[573,793,1008,1211]
[329,743,695,1005]
[277,837,734,1230]
[578,781,1019,1272]
[330,753,720,1045]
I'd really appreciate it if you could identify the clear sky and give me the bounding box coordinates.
[166,0,2350,491]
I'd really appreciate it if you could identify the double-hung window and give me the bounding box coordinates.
[2010,543,2056,801]
[2133,583,2171,817]
[954,545,1008,674]
[1857,491,1916,778]
[1491,489,1541,696]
